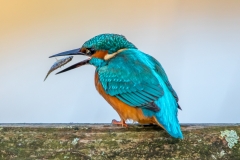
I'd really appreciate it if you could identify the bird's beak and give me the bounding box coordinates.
[56,58,90,75]
[49,48,90,74]
[49,48,84,58]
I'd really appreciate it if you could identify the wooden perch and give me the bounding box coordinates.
[0,123,239,159]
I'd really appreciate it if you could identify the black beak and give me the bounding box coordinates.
[49,48,90,74]
[56,58,90,75]
[49,48,84,58]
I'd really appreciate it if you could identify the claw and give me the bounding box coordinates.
[111,119,128,127]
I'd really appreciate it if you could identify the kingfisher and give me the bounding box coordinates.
[49,34,183,139]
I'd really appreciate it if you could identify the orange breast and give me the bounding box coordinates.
[94,72,156,124]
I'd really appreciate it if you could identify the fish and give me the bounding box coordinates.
[44,56,73,81]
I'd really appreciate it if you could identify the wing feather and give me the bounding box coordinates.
[98,51,163,111]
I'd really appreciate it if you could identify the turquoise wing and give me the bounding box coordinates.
[145,55,181,109]
[98,51,163,111]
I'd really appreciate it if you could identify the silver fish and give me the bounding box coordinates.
[44,56,73,81]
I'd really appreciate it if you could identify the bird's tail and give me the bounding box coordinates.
[156,75,183,138]
[143,74,183,139]
[154,92,183,139]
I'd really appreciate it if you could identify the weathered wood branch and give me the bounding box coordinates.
[0,124,239,159]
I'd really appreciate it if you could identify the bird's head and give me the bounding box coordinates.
[49,33,137,74]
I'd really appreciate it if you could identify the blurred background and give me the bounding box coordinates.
[0,0,239,123]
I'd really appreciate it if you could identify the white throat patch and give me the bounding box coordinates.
[104,49,126,60]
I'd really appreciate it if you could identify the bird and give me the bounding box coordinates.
[49,33,183,139]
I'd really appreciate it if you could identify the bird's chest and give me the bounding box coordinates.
[94,71,109,99]
[94,71,155,124]
[94,71,101,92]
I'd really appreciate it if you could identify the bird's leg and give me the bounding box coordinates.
[111,119,128,127]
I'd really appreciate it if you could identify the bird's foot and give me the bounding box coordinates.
[111,119,128,127]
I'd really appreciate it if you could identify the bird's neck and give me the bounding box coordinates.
[89,57,107,68]
[89,50,108,68]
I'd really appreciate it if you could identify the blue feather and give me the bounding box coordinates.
[90,48,183,139]
[133,50,183,139]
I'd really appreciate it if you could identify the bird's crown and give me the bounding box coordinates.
[82,33,137,54]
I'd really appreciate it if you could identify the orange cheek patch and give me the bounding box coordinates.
[80,48,86,53]
[92,50,108,59]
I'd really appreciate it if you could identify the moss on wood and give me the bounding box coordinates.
[0,124,239,159]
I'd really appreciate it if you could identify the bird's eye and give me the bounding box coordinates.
[89,48,95,54]
[86,48,95,55]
